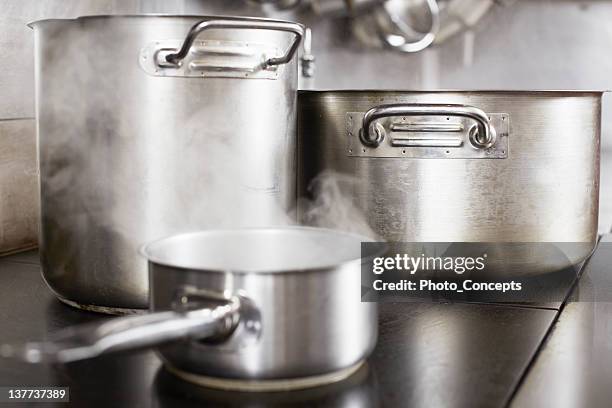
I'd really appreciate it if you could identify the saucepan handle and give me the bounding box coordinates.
[359,103,497,149]
[1,290,241,364]
[165,19,305,68]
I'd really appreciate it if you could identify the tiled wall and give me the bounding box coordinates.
[1,0,611,254]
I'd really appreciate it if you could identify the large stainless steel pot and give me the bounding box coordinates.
[31,15,305,313]
[14,227,377,392]
[298,91,601,275]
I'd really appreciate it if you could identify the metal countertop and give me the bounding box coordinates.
[1,236,611,407]
[511,235,612,408]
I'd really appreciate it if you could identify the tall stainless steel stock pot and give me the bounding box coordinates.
[298,91,601,275]
[31,15,305,313]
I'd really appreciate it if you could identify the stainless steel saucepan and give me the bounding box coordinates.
[9,227,377,391]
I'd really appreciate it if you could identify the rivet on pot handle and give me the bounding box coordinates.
[0,289,244,364]
[164,20,305,68]
[360,103,497,149]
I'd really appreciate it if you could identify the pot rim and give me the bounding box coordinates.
[139,226,382,275]
[28,14,300,29]
[297,89,606,95]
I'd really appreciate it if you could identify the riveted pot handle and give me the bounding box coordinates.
[165,20,305,68]
[2,290,242,364]
[360,103,497,149]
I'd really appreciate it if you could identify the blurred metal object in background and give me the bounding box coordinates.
[251,0,506,53]
[252,0,441,53]
[310,0,386,16]
[434,0,515,44]
[350,0,439,53]
[374,0,440,53]
[352,0,512,50]
[248,0,304,11]
[301,27,316,80]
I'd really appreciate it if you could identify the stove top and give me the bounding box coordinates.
[0,236,611,407]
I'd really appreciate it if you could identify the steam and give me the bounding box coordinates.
[296,170,378,240]
[36,19,375,242]
[34,17,377,307]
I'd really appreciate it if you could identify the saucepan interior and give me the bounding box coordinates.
[142,226,374,273]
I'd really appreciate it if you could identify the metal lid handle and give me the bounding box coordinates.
[165,19,305,68]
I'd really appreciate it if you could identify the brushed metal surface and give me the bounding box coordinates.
[371,302,556,408]
[0,119,39,255]
[511,302,612,408]
[33,15,300,310]
[298,90,600,274]
[510,234,612,408]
